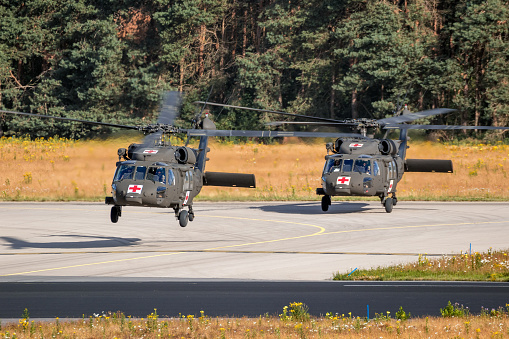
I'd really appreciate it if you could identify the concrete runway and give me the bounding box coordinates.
[1,201,509,281]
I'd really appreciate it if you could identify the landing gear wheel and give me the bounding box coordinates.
[321,195,331,212]
[384,197,393,213]
[110,206,121,223]
[393,197,398,206]
[188,212,194,222]
[179,210,189,227]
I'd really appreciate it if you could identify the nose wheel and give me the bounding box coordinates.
[110,206,122,223]
[321,195,331,212]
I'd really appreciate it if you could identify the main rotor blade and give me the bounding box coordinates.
[265,121,357,127]
[158,91,182,125]
[384,124,509,130]
[141,91,183,146]
[194,101,342,123]
[0,109,138,130]
[187,129,366,139]
[377,108,456,125]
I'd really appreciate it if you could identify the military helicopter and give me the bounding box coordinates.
[195,101,509,213]
[1,92,362,226]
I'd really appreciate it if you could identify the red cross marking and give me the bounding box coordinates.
[130,185,142,193]
[351,144,362,147]
[144,150,157,154]
[337,177,350,184]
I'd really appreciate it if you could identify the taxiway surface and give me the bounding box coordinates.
[2,201,508,281]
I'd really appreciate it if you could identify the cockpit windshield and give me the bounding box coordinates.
[135,166,147,180]
[354,159,371,175]
[147,167,166,184]
[114,165,134,181]
[342,159,353,172]
[324,158,355,173]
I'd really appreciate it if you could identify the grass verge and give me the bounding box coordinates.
[333,248,509,281]
[3,301,509,338]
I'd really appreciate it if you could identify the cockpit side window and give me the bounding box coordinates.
[147,167,166,184]
[387,161,394,179]
[373,160,380,176]
[324,158,342,173]
[183,170,194,190]
[342,159,354,172]
[135,166,147,180]
[114,165,134,181]
[167,169,175,186]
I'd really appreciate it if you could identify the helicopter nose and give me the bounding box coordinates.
[323,173,352,196]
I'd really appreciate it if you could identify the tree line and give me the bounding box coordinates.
[0,0,508,139]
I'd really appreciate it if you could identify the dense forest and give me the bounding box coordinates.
[0,0,508,139]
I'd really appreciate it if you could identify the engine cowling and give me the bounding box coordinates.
[175,147,197,164]
[378,139,398,155]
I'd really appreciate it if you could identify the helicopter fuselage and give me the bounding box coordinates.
[110,159,201,209]
[317,136,452,212]
[105,142,206,227]
[320,153,404,197]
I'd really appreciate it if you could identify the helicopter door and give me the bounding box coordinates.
[371,160,384,194]
[182,170,193,205]
[386,160,397,193]
[163,168,177,205]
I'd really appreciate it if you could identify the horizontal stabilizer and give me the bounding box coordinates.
[405,159,453,173]
[204,172,256,188]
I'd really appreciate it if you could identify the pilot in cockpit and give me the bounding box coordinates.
[119,166,134,180]
[155,168,166,184]
[331,159,341,172]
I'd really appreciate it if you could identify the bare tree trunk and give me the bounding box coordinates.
[352,88,359,119]
[418,90,424,110]
[198,23,206,77]
[220,17,225,70]
[350,57,359,119]
[242,6,247,57]
[330,72,335,119]
[231,3,237,59]
[179,57,184,91]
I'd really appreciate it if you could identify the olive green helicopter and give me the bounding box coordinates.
[195,101,509,213]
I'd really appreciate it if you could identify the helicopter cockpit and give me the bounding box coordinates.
[111,160,179,208]
[114,161,175,185]
[323,156,380,176]
[322,155,382,197]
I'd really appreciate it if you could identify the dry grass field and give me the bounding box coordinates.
[1,136,508,201]
[2,303,509,338]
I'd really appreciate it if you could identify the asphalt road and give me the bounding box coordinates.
[1,201,509,318]
[1,280,508,318]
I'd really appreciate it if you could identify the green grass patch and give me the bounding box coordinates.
[333,249,509,281]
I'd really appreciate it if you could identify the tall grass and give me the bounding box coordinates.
[2,303,509,338]
[0,136,124,201]
[1,137,509,201]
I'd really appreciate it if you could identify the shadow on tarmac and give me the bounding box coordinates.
[0,235,141,250]
[253,201,374,215]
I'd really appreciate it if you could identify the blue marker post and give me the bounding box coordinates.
[470,243,472,255]
[348,268,358,276]
[367,304,370,320]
